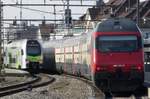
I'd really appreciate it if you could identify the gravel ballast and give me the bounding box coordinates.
[1,74,105,99]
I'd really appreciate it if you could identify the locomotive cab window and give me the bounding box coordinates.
[27,46,41,56]
[26,41,41,56]
[97,36,138,52]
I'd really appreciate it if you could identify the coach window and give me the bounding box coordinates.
[12,58,16,63]
[9,53,12,63]
[21,49,24,55]
[3,52,6,56]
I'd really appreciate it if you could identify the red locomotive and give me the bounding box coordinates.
[42,18,144,92]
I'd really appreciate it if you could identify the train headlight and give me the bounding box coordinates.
[96,66,101,71]
[95,65,107,72]
[39,60,43,64]
[26,59,29,64]
[137,66,142,71]
[131,65,142,71]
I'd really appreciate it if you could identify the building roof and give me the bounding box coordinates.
[77,0,150,28]
[88,7,102,20]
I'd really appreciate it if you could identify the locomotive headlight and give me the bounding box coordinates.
[95,65,107,71]
[131,65,137,70]
[137,66,141,70]
[96,66,101,71]
[39,60,43,64]
[39,57,43,64]
[131,65,142,71]
[26,59,29,64]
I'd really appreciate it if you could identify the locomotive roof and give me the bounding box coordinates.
[95,18,139,32]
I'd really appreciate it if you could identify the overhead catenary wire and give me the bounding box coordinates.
[10,6,54,14]
[4,3,149,15]
[5,5,108,15]
[3,18,150,22]
[49,0,97,1]
[2,4,96,7]
[5,6,150,18]
[2,18,104,21]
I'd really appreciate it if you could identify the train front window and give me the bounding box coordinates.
[27,46,41,56]
[97,36,138,52]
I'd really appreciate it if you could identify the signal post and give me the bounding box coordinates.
[65,0,72,36]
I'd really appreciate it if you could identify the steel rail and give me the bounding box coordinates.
[0,74,55,97]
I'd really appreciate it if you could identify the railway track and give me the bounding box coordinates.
[62,74,105,99]
[0,73,55,97]
[61,74,147,99]
[0,72,147,99]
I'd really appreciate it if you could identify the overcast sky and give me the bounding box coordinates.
[2,0,147,25]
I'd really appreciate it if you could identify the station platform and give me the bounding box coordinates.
[3,68,30,76]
